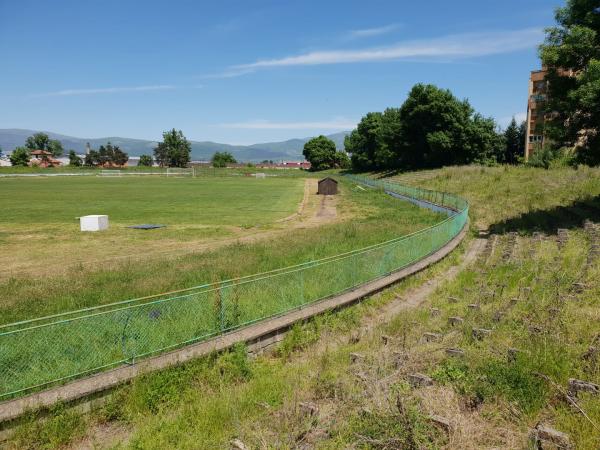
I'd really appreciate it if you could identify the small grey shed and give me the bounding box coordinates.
[318,177,338,195]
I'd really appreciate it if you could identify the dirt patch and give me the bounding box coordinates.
[276,178,312,222]
[417,386,524,449]
[69,422,131,450]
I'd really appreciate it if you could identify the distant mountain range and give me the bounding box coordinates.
[0,129,351,162]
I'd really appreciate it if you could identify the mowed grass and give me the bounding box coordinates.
[0,176,305,281]
[0,176,303,226]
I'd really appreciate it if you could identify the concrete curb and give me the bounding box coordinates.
[0,222,468,426]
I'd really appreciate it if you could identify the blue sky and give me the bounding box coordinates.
[0,0,558,144]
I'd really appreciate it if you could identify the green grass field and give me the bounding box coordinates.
[0,176,303,226]
[0,176,305,285]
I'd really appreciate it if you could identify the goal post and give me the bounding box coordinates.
[166,168,193,177]
[100,169,122,177]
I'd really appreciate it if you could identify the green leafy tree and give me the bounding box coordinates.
[526,143,560,169]
[84,150,100,167]
[464,114,506,165]
[68,150,82,166]
[9,147,30,166]
[25,132,64,157]
[211,151,237,168]
[154,129,192,167]
[540,0,600,165]
[348,84,505,171]
[335,151,351,169]
[398,84,478,168]
[302,135,338,171]
[344,112,383,171]
[519,120,527,159]
[97,142,128,166]
[0,146,3,158]
[138,154,153,166]
[502,118,527,164]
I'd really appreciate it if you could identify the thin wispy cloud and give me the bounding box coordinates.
[199,68,256,79]
[31,85,176,97]
[216,119,356,130]
[234,28,543,69]
[348,24,400,39]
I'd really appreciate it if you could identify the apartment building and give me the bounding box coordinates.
[525,68,548,160]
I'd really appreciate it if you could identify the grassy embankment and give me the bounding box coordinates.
[6,165,600,449]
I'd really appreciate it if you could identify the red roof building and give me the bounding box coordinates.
[29,150,62,168]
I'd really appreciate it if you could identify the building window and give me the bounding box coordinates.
[531,94,547,102]
[529,135,543,143]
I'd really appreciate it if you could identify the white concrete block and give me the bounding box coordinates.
[80,215,109,232]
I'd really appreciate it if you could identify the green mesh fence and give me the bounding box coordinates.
[0,176,468,399]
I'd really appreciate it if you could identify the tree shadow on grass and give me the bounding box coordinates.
[489,194,600,236]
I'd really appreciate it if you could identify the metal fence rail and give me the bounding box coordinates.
[0,176,468,399]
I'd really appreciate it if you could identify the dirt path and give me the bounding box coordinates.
[370,237,485,322]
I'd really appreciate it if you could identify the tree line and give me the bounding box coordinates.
[344,83,526,172]
[7,129,242,169]
[300,84,526,172]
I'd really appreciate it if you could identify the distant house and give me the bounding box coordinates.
[29,150,62,168]
[318,177,338,195]
[281,161,311,169]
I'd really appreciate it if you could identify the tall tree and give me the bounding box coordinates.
[464,114,506,165]
[211,151,236,168]
[96,142,128,166]
[84,150,100,167]
[348,84,505,171]
[154,129,192,167]
[398,84,475,168]
[540,0,600,165]
[68,150,82,167]
[302,135,338,171]
[24,132,63,157]
[503,118,527,164]
[344,112,383,171]
[334,151,351,169]
[9,147,30,166]
[138,154,153,167]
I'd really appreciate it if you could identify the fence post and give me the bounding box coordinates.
[352,253,358,288]
[218,283,226,332]
[300,267,305,306]
[120,312,136,365]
